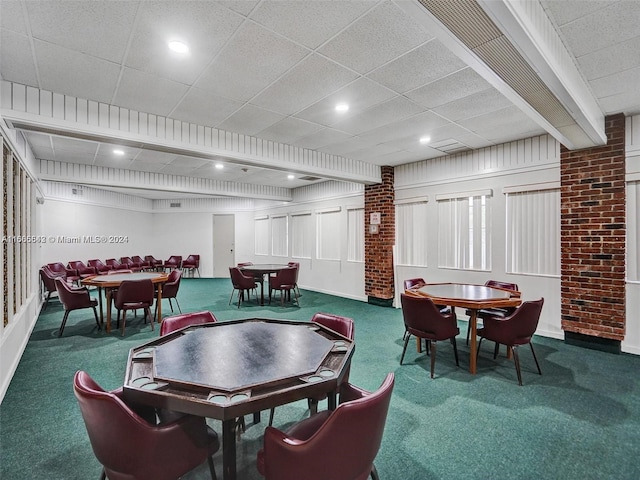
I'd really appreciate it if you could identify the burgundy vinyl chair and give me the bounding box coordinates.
[269,267,299,307]
[257,373,394,480]
[144,255,163,271]
[288,261,301,297]
[73,370,219,480]
[268,312,355,427]
[238,262,264,288]
[40,266,60,309]
[400,293,460,378]
[119,256,143,272]
[159,311,217,336]
[67,260,97,279]
[54,277,100,336]
[465,280,520,345]
[477,298,544,386]
[402,278,450,345]
[182,254,200,277]
[163,255,182,271]
[47,261,80,284]
[229,267,257,308]
[132,255,151,270]
[105,258,129,271]
[114,279,155,336]
[88,259,112,274]
[154,269,182,319]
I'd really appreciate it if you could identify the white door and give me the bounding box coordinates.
[212,214,235,278]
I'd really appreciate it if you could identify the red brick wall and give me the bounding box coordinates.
[364,166,395,301]
[560,113,626,341]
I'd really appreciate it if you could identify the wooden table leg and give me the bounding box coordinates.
[328,391,337,410]
[156,285,163,325]
[97,286,104,327]
[416,337,422,353]
[222,419,237,480]
[105,288,112,333]
[469,310,478,374]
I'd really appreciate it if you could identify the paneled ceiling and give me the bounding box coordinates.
[1,0,639,199]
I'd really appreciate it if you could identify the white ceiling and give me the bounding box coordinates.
[1,0,639,199]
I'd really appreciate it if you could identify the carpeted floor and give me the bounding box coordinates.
[2,278,640,479]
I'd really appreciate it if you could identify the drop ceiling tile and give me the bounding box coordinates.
[590,66,640,112]
[217,104,286,136]
[1,30,38,86]
[158,164,199,176]
[256,117,324,144]
[331,96,425,135]
[133,149,176,164]
[114,67,190,116]
[250,53,358,115]
[458,106,544,141]
[195,21,307,102]
[218,0,260,17]
[318,1,433,74]
[432,88,512,122]
[167,156,208,169]
[406,67,490,109]
[347,143,403,161]
[292,128,354,150]
[577,35,640,81]
[171,87,243,128]
[356,110,450,145]
[25,0,137,63]
[125,161,168,174]
[294,77,396,126]
[542,0,619,26]
[23,132,52,148]
[368,39,466,93]
[555,1,640,58]
[34,40,121,103]
[249,0,373,49]
[318,136,371,156]
[126,1,244,85]
[369,149,434,166]
[52,136,99,155]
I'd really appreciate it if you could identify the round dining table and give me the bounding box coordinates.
[238,264,290,305]
[82,272,169,333]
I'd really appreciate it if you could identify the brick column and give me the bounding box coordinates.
[560,113,625,351]
[365,166,395,306]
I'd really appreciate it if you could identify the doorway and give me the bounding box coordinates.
[212,214,235,278]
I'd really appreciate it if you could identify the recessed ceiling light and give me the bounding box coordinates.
[419,136,431,144]
[168,40,189,54]
[215,163,224,170]
[113,149,125,156]
[288,174,295,180]
[335,103,349,112]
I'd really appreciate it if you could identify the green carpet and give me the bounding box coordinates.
[2,278,640,479]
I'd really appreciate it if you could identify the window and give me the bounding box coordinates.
[506,187,560,275]
[254,217,269,256]
[437,191,491,270]
[291,212,312,259]
[271,215,288,257]
[347,208,364,262]
[627,181,640,281]
[317,208,341,260]
[396,201,428,266]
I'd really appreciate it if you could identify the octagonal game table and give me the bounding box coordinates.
[122,318,354,480]
[406,283,521,374]
[82,272,168,333]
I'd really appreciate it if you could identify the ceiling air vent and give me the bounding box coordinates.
[299,176,321,181]
[430,139,470,154]
[169,202,182,208]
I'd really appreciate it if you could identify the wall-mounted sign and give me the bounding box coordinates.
[369,224,379,234]
[370,212,381,225]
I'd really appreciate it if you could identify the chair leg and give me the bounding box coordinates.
[466,321,471,345]
[44,292,51,310]
[512,346,523,386]
[308,397,319,415]
[476,337,484,360]
[92,306,101,330]
[121,310,128,336]
[493,341,500,359]
[228,288,235,306]
[145,307,153,331]
[530,342,542,375]
[429,340,437,378]
[99,468,107,480]
[174,298,182,313]
[59,311,70,336]
[451,337,460,367]
[268,407,275,426]
[207,455,217,480]
[168,298,174,313]
[400,334,411,365]
[370,464,379,480]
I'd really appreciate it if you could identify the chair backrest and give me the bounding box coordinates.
[485,279,519,296]
[145,255,162,265]
[55,277,90,310]
[237,262,253,267]
[403,277,426,290]
[105,258,123,269]
[165,256,182,267]
[184,254,199,267]
[160,311,217,336]
[262,373,394,480]
[311,312,354,340]
[47,262,68,277]
[162,269,182,298]
[229,267,255,289]
[504,298,545,342]
[272,267,296,288]
[288,262,300,282]
[114,279,154,308]
[400,293,457,338]
[39,267,57,292]
[88,259,110,273]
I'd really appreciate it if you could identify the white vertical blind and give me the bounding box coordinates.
[506,189,560,275]
[291,213,312,259]
[627,181,640,281]
[317,210,340,260]
[347,208,364,262]
[254,217,269,256]
[271,215,288,257]
[396,202,428,266]
[437,195,491,270]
